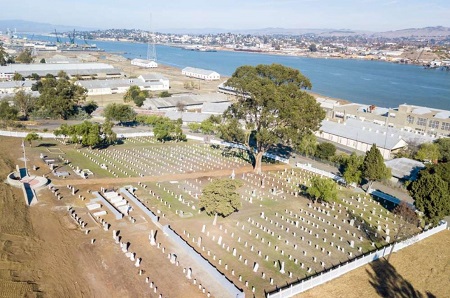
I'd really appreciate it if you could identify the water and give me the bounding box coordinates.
[30,35,450,110]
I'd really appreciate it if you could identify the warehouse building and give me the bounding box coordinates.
[182,67,220,81]
[76,73,169,96]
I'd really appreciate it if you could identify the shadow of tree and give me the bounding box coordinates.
[367,258,436,298]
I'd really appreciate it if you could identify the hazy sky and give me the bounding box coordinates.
[1,0,449,31]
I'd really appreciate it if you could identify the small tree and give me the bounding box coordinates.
[15,49,33,63]
[159,91,171,98]
[0,101,19,120]
[103,103,136,124]
[343,152,364,185]
[315,142,336,160]
[13,90,35,119]
[123,85,141,103]
[362,144,390,190]
[297,133,317,157]
[40,58,46,63]
[387,201,419,262]
[13,73,24,81]
[200,178,243,225]
[176,101,186,112]
[307,176,337,203]
[24,132,42,147]
[415,142,440,163]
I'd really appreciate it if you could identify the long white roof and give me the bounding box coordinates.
[182,67,219,76]
[0,63,114,74]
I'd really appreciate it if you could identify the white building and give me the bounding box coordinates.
[76,73,169,96]
[317,118,416,159]
[182,67,220,81]
[131,59,158,68]
[0,80,35,94]
[0,63,123,80]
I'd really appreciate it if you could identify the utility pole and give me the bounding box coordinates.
[22,139,28,177]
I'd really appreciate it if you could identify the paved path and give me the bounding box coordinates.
[53,164,290,187]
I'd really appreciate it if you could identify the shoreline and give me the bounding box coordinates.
[93,38,424,67]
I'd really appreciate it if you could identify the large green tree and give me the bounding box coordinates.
[153,117,186,142]
[220,64,325,173]
[35,76,87,119]
[410,171,450,225]
[306,176,338,203]
[200,178,243,224]
[362,144,391,189]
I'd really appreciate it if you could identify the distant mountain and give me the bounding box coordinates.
[374,26,450,38]
[0,20,97,34]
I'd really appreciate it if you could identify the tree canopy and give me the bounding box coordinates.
[0,46,7,66]
[123,85,149,107]
[15,49,33,64]
[342,152,364,185]
[221,64,325,173]
[362,144,390,187]
[0,101,19,120]
[13,90,35,119]
[24,132,42,147]
[35,76,87,119]
[200,178,243,218]
[54,121,117,148]
[297,133,317,157]
[410,170,450,226]
[307,176,338,203]
[315,142,336,160]
[103,103,136,124]
[435,138,450,162]
[415,142,440,163]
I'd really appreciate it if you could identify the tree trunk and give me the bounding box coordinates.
[254,151,264,174]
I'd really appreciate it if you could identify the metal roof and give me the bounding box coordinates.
[182,67,219,76]
[139,73,167,81]
[0,80,35,89]
[0,63,114,74]
[77,79,163,89]
[146,93,229,110]
[201,102,231,114]
[385,157,425,180]
[320,119,406,150]
[164,111,210,123]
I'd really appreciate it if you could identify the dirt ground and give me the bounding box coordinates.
[299,229,450,298]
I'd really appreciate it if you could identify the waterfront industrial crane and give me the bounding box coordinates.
[53,29,61,43]
[68,29,76,44]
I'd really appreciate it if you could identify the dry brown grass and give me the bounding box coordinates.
[299,229,450,298]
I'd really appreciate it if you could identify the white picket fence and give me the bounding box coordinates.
[266,221,448,298]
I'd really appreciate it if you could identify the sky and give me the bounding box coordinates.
[1,0,449,32]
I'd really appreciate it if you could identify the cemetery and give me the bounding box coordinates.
[23,136,442,297]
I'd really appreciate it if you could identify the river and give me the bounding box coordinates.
[30,35,450,110]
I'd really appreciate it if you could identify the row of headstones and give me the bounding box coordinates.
[85,148,132,177]
[68,207,88,229]
[48,185,64,200]
[187,227,267,294]
[149,182,196,214]
[249,214,363,265]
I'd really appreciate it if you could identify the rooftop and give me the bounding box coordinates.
[385,157,425,180]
